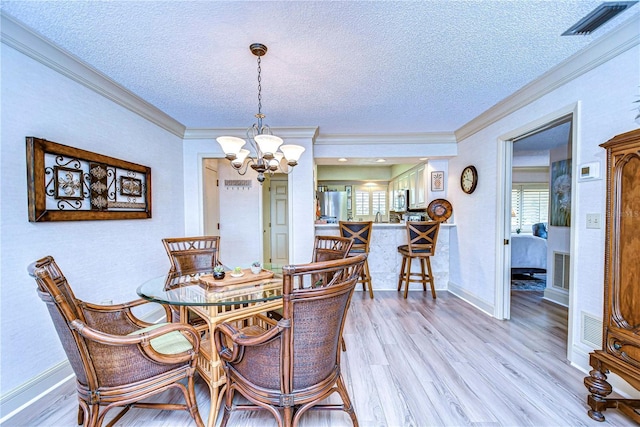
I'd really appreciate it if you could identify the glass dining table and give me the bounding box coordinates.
[137,269,283,427]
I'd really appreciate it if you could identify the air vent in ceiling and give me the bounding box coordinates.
[562,1,638,36]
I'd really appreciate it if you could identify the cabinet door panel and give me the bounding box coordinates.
[616,154,640,328]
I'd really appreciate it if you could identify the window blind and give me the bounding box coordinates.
[512,184,548,233]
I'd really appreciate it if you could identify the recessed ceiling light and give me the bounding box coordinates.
[376,158,386,163]
[338,158,348,162]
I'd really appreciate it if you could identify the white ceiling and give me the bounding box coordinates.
[2,1,637,152]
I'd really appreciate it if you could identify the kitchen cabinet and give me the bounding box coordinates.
[415,164,426,208]
[408,169,417,207]
[388,162,428,210]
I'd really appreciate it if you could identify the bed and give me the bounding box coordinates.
[511,234,547,275]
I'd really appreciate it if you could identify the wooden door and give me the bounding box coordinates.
[203,159,220,236]
[269,176,289,270]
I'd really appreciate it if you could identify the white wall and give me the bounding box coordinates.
[0,45,185,397]
[448,42,639,370]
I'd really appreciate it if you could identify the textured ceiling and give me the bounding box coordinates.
[1,1,637,136]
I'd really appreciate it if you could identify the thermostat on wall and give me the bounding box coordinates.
[579,161,600,181]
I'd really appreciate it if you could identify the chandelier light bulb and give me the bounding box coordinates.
[280,144,305,165]
[216,136,245,159]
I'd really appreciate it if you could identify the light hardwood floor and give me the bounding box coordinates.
[7,290,631,426]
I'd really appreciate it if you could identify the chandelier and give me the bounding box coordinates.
[216,43,305,183]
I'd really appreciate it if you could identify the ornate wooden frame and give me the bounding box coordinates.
[26,137,152,221]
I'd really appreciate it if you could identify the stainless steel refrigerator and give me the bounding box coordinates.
[317,191,348,223]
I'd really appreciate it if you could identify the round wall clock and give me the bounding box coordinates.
[461,165,478,194]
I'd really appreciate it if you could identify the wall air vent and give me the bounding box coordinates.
[562,1,638,36]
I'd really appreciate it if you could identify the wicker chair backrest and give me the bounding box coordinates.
[162,236,221,273]
[339,221,373,252]
[406,221,440,256]
[28,256,90,385]
[283,254,366,391]
[311,235,354,263]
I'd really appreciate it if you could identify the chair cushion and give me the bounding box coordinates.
[128,323,193,354]
[397,245,431,255]
[348,249,366,254]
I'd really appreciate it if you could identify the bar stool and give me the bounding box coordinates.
[397,221,440,299]
[339,221,374,298]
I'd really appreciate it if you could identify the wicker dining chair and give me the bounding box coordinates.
[339,221,374,298]
[311,235,354,262]
[214,254,367,427]
[162,235,224,326]
[397,221,440,299]
[28,256,204,427]
[162,235,223,273]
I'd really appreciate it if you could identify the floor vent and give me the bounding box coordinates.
[562,1,638,36]
[581,311,603,348]
[553,252,570,290]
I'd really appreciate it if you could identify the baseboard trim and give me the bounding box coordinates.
[0,306,166,423]
[0,361,73,423]
[447,281,494,316]
[543,286,569,307]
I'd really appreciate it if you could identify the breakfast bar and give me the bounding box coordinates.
[315,222,454,292]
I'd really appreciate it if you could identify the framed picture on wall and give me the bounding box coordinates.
[431,171,444,191]
[345,185,352,210]
[550,159,571,226]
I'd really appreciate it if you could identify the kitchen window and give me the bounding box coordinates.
[354,185,387,220]
[512,184,549,234]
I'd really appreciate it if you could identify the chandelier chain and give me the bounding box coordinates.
[256,55,263,120]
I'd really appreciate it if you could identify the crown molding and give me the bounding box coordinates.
[1,12,186,138]
[314,132,457,145]
[455,12,640,141]
[183,126,319,140]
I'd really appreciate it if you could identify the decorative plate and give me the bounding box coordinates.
[230,272,245,278]
[427,198,453,222]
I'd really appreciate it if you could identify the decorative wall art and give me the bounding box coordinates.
[26,137,152,221]
[345,185,352,210]
[550,159,571,227]
[431,171,444,192]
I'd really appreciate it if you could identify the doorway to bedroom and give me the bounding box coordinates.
[508,114,573,322]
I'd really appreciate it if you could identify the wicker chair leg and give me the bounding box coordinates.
[219,385,233,427]
[77,404,84,425]
[363,260,374,299]
[335,374,359,427]
[419,258,427,291]
[186,376,205,427]
[426,257,436,299]
[403,257,412,299]
[397,256,406,291]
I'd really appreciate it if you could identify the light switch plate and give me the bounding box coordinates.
[586,213,601,229]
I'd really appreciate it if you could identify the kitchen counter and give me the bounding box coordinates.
[314,222,455,228]
[315,222,454,292]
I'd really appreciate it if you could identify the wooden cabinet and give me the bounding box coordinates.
[415,164,426,208]
[584,129,640,423]
[408,169,417,207]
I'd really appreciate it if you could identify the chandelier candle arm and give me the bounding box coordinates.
[215,43,305,184]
